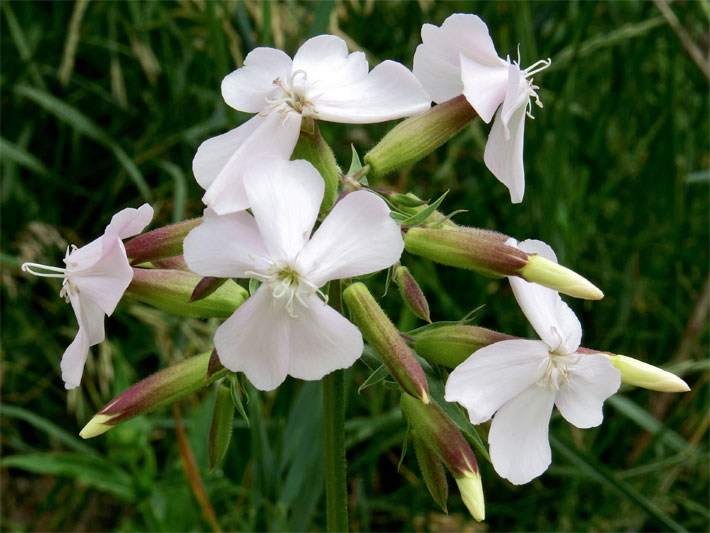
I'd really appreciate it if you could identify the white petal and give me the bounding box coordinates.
[292,35,369,91]
[197,112,302,215]
[298,191,404,287]
[500,63,531,131]
[104,203,154,242]
[287,294,363,380]
[69,240,133,316]
[555,353,621,428]
[221,47,293,113]
[243,159,323,262]
[311,61,431,124]
[183,208,269,278]
[483,99,527,203]
[61,294,105,389]
[489,384,556,485]
[459,53,509,123]
[413,14,505,104]
[214,286,291,391]
[444,339,549,424]
[508,240,582,354]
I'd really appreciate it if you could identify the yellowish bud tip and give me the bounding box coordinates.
[79,414,115,439]
[521,255,604,300]
[604,354,690,392]
[455,471,485,522]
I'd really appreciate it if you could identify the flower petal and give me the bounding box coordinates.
[104,203,154,242]
[292,35,369,91]
[61,293,105,389]
[197,112,302,215]
[286,294,363,380]
[483,98,527,203]
[243,159,323,263]
[444,339,549,424]
[413,13,505,104]
[221,47,293,113]
[214,286,291,391]
[459,53,509,123]
[69,240,133,316]
[488,384,556,485]
[299,190,404,287]
[555,353,621,428]
[183,208,269,278]
[508,239,582,354]
[310,60,431,124]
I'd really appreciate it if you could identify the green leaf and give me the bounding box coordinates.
[412,435,448,512]
[399,190,449,226]
[0,137,48,175]
[347,144,363,177]
[357,364,391,394]
[229,375,250,428]
[208,382,235,471]
[1,453,135,500]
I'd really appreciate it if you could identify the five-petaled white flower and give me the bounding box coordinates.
[22,204,153,389]
[445,239,620,485]
[413,13,551,204]
[183,158,404,391]
[195,34,431,216]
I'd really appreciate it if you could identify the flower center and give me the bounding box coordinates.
[517,55,551,119]
[537,353,573,390]
[21,245,79,303]
[264,70,318,118]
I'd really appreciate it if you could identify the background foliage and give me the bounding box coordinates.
[2,0,708,531]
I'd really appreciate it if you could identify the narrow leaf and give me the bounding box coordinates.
[412,435,448,512]
[399,190,449,227]
[208,382,235,471]
[357,364,391,393]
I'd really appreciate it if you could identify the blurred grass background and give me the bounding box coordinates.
[1,0,708,531]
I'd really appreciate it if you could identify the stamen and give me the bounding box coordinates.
[21,262,67,278]
[524,58,552,77]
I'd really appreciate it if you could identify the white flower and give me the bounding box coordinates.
[413,13,551,204]
[183,158,404,390]
[195,35,431,215]
[445,239,620,485]
[22,204,154,389]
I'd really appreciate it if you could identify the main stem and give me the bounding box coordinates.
[323,280,348,532]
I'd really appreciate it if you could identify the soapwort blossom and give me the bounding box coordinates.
[183,159,404,390]
[21,204,154,389]
[445,239,620,485]
[413,13,551,203]
[195,35,431,215]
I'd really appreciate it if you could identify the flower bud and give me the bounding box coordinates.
[126,268,247,318]
[80,350,227,438]
[414,325,516,368]
[599,353,690,392]
[400,393,484,521]
[521,253,603,300]
[395,266,431,323]
[124,218,202,265]
[364,95,477,180]
[292,120,340,213]
[343,282,429,402]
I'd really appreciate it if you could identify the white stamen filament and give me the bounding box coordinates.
[538,353,573,391]
[262,69,317,118]
[21,262,66,278]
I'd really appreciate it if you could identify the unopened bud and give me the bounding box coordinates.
[521,253,603,300]
[600,353,690,392]
[124,218,202,265]
[80,350,227,438]
[395,266,431,323]
[343,282,429,402]
[292,120,339,213]
[364,95,477,180]
[455,471,485,522]
[126,268,247,318]
[414,325,516,368]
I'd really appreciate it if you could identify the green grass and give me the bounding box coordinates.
[2,1,708,531]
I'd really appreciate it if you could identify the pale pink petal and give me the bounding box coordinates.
[104,203,154,242]
[444,339,549,424]
[68,240,133,316]
[459,53,508,123]
[214,286,291,391]
[183,208,269,278]
[499,63,531,132]
[555,353,621,429]
[292,35,368,91]
[413,14,505,104]
[243,159,323,262]
[298,191,404,287]
[488,384,556,485]
[61,293,105,389]
[221,47,293,113]
[287,294,363,380]
[508,239,582,354]
[310,61,431,124]
[197,112,302,215]
[483,98,527,203]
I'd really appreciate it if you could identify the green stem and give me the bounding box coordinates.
[323,280,348,532]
